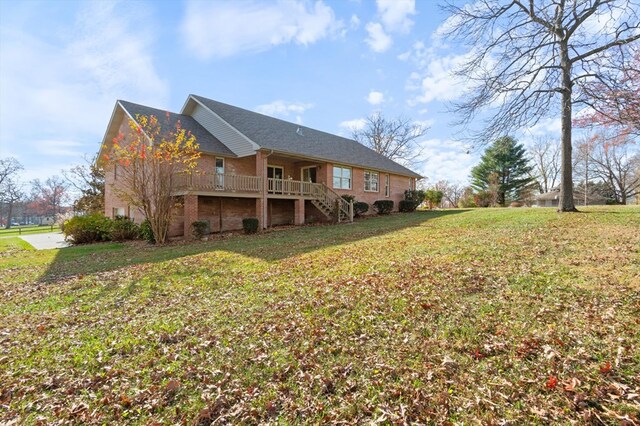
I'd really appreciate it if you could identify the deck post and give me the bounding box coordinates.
[256,151,268,229]
[294,198,305,225]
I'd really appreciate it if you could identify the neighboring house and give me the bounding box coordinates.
[534,188,608,207]
[99,94,421,238]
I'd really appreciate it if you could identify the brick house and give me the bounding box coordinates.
[99,94,422,238]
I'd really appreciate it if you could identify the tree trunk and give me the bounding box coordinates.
[559,41,578,212]
[6,202,14,229]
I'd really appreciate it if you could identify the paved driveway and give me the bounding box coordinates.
[19,232,70,250]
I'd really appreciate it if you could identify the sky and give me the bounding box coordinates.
[0,0,564,189]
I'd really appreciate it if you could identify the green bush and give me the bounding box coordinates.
[140,219,156,244]
[63,214,112,244]
[191,220,209,239]
[398,200,415,212]
[341,194,356,203]
[399,190,426,212]
[242,218,259,234]
[353,201,369,217]
[110,216,141,242]
[373,200,394,215]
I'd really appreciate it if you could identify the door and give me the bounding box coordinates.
[267,165,284,193]
[301,166,317,183]
[215,158,224,190]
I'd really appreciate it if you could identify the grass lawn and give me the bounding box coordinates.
[1,206,639,424]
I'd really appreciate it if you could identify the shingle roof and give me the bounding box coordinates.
[190,95,422,178]
[119,100,235,157]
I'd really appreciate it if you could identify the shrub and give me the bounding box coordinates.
[140,219,156,244]
[63,214,112,244]
[399,200,415,212]
[191,220,209,239]
[242,218,259,234]
[373,200,394,215]
[353,201,369,217]
[341,194,356,203]
[110,216,141,241]
[400,189,426,212]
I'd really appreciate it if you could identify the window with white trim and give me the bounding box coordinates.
[384,174,390,197]
[364,170,379,192]
[332,166,352,189]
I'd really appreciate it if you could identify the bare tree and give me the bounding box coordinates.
[586,134,640,204]
[30,176,69,217]
[529,137,561,193]
[0,157,23,188]
[63,154,105,214]
[351,113,427,166]
[442,0,640,212]
[434,180,465,207]
[1,178,24,229]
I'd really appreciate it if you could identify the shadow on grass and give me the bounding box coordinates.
[38,210,469,283]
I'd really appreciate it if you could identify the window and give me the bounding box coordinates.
[215,158,224,174]
[364,170,379,192]
[113,163,118,180]
[385,174,390,197]
[333,166,352,189]
[112,207,126,218]
[215,158,224,189]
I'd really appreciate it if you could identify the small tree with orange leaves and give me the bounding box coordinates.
[103,113,200,244]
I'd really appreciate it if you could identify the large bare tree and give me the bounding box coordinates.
[1,178,24,229]
[352,113,427,166]
[0,157,23,188]
[529,137,561,193]
[442,0,640,211]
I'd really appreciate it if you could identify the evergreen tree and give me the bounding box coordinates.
[471,136,534,206]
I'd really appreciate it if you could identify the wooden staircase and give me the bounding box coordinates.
[310,183,353,222]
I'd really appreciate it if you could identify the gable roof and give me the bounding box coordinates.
[186,95,422,178]
[118,101,235,157]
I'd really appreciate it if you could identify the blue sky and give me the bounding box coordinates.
[0,0,561,187]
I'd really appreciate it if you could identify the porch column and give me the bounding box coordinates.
[294,198,305,225]
[256,151,268,229]
[184,194,198,239]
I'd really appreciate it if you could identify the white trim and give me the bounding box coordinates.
[185,96,260,153]
[267,165,284,178]
[300,165,317,183]
[332,165,352,190]
[363,170,379,193]
[384,174,390,197]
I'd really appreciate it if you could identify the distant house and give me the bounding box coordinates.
[99,95,421,238]
[534,188,608,207]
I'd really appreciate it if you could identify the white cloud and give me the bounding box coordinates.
[181,0,342,59]
[377,0,416,33]
[350,14,360,29]
[255,100,314,121]
[365,22,392,53]
[366,91,385,105]
[364,0,415,53]
[36,140,85,157]
[401,41,476,106]
[417,138,477,183]
[0,1,168,181]
[339,118,367,132]
[523,118,562,137]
